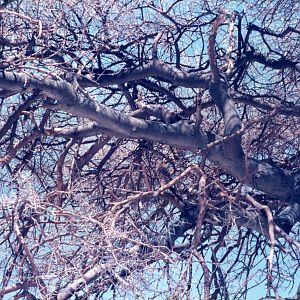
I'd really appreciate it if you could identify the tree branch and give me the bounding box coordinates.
[80,59,211,88]
[236,51,300,72]
[0,71,297,211]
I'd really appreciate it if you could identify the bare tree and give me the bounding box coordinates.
[0,0,299,299]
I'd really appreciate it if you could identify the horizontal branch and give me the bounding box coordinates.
[249,23,300,38]
[236,51,300,72]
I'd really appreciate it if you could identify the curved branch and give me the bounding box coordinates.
[80,59,211,88]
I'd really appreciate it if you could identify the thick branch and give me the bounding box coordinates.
[207,13,243,159]
[0,71,296,204]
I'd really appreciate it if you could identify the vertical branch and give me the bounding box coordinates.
[195,89,204,129]
[193,250,210,300]
[208,13,227,82]
[208,11,243,159]
[191,164,210,299]
[56,138,75,206]
[152,32,163,59]
[244,195,275,286]
[192,174,208,248]
[225,12,237,74]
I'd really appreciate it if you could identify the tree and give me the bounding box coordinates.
[0,0,299,299]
